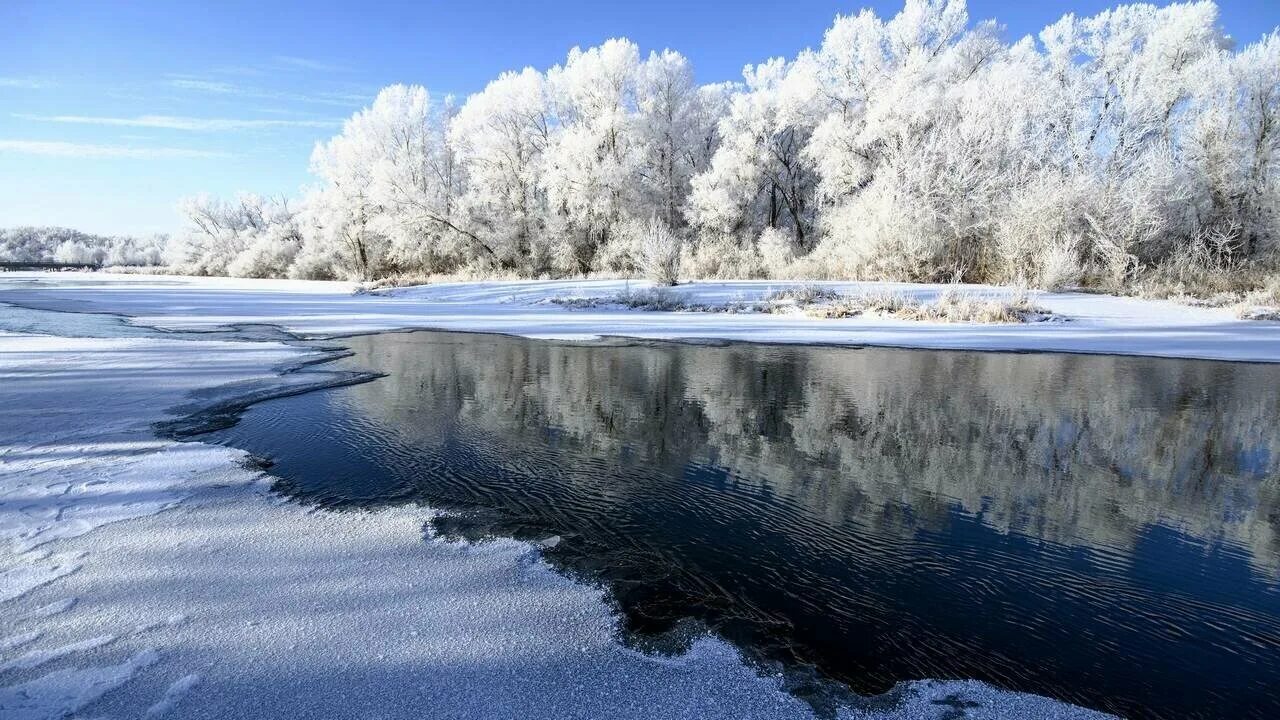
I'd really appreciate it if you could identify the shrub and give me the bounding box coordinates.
[761,283,841,305]
[757,227,798,276]
[681,233,764,280]
[639,218,682,286]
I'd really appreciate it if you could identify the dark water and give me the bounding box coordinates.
[206,331,1280,719]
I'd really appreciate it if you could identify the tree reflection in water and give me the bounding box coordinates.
[211,331,1280,720]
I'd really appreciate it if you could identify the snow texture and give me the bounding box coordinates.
[1,631,43,653]
[143,673,200,718]
[1,554,83,605]
[0,273,1116,719]
[0,635,116,673]
[0,650,159,720]
[22,599,78,622]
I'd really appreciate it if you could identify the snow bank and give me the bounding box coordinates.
[3,271,1278,362]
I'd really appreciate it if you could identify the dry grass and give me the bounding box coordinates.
[806,290,914,318]
[1238,307,1280,321]
[1124,260,1275,302]
[807,289,1053,324]
[760,284,842,305]
[908,289,1053,323]
[1118,263,1280,321]
[358,268,536,292]
[1233,278,1280,321]
[550,285,1055,324]
[549,287,695,312]
[1241,280,1280,306]
[100,265,176,275]
[360,272,442,291]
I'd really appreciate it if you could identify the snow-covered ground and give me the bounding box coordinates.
[0,271,1277,361]
[0,270,1177,719]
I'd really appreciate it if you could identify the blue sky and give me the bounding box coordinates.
[2,0,1277,236]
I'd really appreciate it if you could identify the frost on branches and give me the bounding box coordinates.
[63,1,1276,292]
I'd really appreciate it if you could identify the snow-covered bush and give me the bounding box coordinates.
[991,174,1091,288]
[815,187,954,282]
[638,218,682,285]
[227,222,303,278]
[681,233,764,279]
[757,227,798,276]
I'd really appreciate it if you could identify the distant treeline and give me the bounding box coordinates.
[0,226,167,267]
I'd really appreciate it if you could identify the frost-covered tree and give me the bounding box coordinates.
[168,193,299,277]
[152,1,1279,289]
[800,0,1007,280]
[1023,1,1227,279]
[1183,30,1280,263]
[451,68,554,272]
[635,50,722,230]
[796,0,1273,285]
[0,227,165,266]
[106,234,167,267]
[541,39,646,273]
[303,85,491,279]
[687,55,822,271]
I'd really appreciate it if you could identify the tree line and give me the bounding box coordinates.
[0,226,166,267]
[157,1,1280,288]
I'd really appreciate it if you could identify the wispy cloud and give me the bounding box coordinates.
[162,75,370,109]
[16,114,341,131]
[211,56,347,76]
[0,139,227,159]
[274,55,345,72]
[168,78,238,94]
[315,90,371,104]
[0,77,49,89]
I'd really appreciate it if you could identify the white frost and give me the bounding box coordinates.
[0,631,42,652]
[0,649,158,720]
[0,554,82,605]
[0,635,116,673]
[142,673,200,718]
[22,599,77,621]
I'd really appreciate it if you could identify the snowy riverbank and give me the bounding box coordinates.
[2,271,1279,362]
[0,270,1208,718]
[0,269,1274,361]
